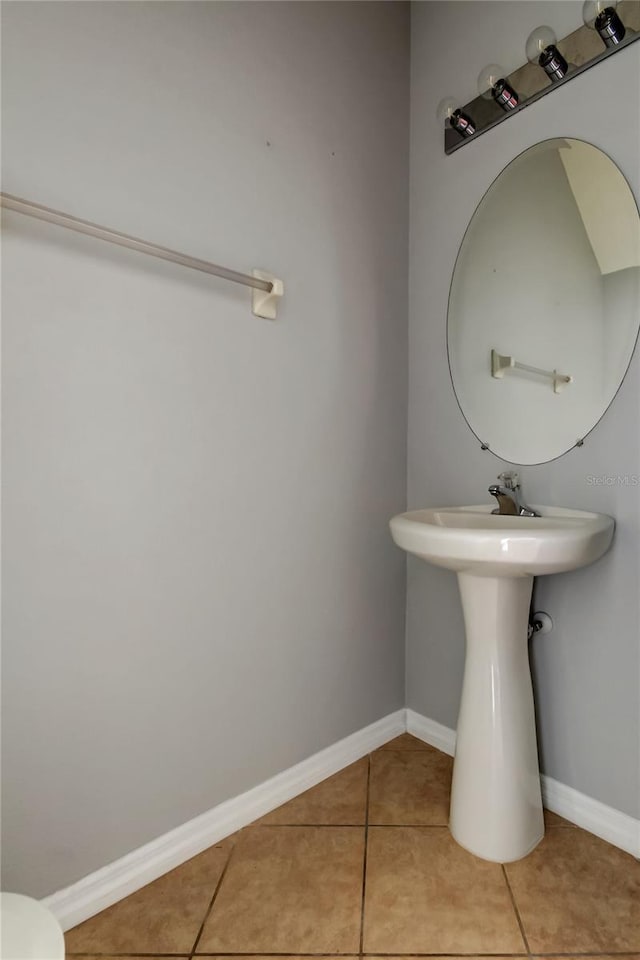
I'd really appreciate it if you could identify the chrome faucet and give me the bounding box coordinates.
[488,472,540,517]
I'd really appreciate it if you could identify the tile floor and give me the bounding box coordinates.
[65,733,640,960]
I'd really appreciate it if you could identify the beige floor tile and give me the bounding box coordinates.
[197,825,364,953]
[544,807,576,827]
[363,826,525,954]
[369,748,452,824]
[505,828,640,952]
[377,732,431,750]
[64,837,234,955]
[68,956,189,959]
[258,758,368,824]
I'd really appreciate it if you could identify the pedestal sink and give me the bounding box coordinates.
[390,505,614,862]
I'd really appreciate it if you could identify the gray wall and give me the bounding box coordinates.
[408,2,639,818]
[1,1,409,897]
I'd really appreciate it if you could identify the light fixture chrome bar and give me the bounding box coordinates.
[0,191,277,297]
[491,349,572,393]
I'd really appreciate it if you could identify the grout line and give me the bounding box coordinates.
[251,823,367,828]
[69,947,638,957]
[71,953,640,958]
[188,836,240,960]
[358,755,372,957]
[501,864,531,957]
[249,822,451,829]
[367,822,450,828]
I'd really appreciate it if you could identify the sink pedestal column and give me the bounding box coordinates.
[449,572,544,862]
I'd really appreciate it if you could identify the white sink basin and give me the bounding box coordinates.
[389,502,614,863]
[390,504,614,577]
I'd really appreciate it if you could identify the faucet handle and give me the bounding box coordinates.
[497,471,519,489]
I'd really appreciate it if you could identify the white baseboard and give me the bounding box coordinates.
[42,708,405,931]
[43,705,638,932]
[406,708,640,859]
[406,708,456,756]
[541,774,640,857]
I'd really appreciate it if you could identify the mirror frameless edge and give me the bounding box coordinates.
[447,138,640,465]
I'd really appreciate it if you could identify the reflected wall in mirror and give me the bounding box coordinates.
[447,138,640,464]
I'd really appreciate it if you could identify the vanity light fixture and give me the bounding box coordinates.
[436,96,476,138]
[525,25,569,81]
[442,9,639,153]
[477,64,520,111]
[583,1,626,47]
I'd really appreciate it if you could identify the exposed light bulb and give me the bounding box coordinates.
[525,26,569,82]
[477,64,520,111]
[436,97,458,125]
[583,0,617,27]
[436,97,476,138]
[525,25,557,61]
[583,1,625,46]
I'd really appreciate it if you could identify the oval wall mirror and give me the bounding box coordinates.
[447,138,640,465]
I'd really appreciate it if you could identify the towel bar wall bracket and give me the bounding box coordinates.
[0,191,284,320]
[491,349,572,393]
[252,269,284,320]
